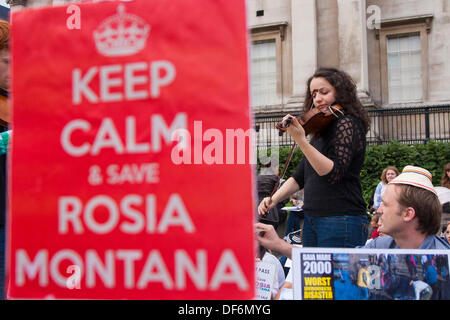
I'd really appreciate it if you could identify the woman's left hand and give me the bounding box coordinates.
[283,114,306,142]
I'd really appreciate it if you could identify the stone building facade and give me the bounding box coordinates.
[7,0,450,141]
[246,0,450,146]
[247,0,450,115]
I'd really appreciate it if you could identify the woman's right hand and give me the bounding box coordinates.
[258,197,275,216]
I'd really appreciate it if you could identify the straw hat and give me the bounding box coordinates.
[389,165,437,195]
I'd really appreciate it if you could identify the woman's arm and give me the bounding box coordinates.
[296,137,334,176]
[257,177,300,215]
[283,115,334,176]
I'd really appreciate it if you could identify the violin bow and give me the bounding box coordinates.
[269,142,296,199]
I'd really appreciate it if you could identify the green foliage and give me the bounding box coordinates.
[362,141,449,209]
[361,141,412,209]
[279,146,304,176]
[257,141,450,210]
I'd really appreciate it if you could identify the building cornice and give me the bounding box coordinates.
[249,21,288,40]
[375,14,434,39]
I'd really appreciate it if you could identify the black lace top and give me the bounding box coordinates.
[292,115,367,217]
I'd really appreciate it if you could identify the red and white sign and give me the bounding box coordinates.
[7,0,255,299]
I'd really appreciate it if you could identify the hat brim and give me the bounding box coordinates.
[389,180,437,195]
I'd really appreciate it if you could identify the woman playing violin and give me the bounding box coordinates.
[258,67,370,248]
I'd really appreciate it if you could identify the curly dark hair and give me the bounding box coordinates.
[303,67,370,133]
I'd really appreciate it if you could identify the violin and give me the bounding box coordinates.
[265,103,344,201]
[275,103,344,136]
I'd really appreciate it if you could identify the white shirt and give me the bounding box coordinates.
[412,280,430,300]
[262,252,286,298]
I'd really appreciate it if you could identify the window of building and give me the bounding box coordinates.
[249,22,287,109]
[386,33,422,103]
[251,40,277,107]
[377,15,432,106]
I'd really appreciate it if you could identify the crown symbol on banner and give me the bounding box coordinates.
[93,4,151,57]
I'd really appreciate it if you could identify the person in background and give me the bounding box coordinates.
[372,166,399,212]
[443,221,450,244]
[357,263,370,300]
[0,19,9,301]
[258,67,370,248]
[410,278,433,300]
[423,260,438,299]
[257,162,288,229]
[369,212,381,239]
[256,244,285,299]
[283,190,303,237]
[441,162,450,189]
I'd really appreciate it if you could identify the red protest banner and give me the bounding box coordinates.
[7,0,255,299]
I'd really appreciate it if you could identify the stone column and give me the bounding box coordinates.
[286,0,317,111]
[337,0,373,106]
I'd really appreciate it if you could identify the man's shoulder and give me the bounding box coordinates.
[362,236,396,249]
[427,235,450,249]
[362,235,450,249]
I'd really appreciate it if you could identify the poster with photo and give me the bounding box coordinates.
[292,248,450,300]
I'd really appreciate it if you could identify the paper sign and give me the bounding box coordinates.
[292,248,450,300]
[8,0,254,299]
[255,261,276,300]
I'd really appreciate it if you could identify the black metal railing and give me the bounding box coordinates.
[254,105,450,148]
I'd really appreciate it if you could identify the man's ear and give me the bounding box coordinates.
[402,207,416,222]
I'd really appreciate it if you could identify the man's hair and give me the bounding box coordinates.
[396,184,442,235]
[0,19,9,51]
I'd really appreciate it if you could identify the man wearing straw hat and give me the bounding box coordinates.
[257,165,450,255]
[364,165,449,249]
